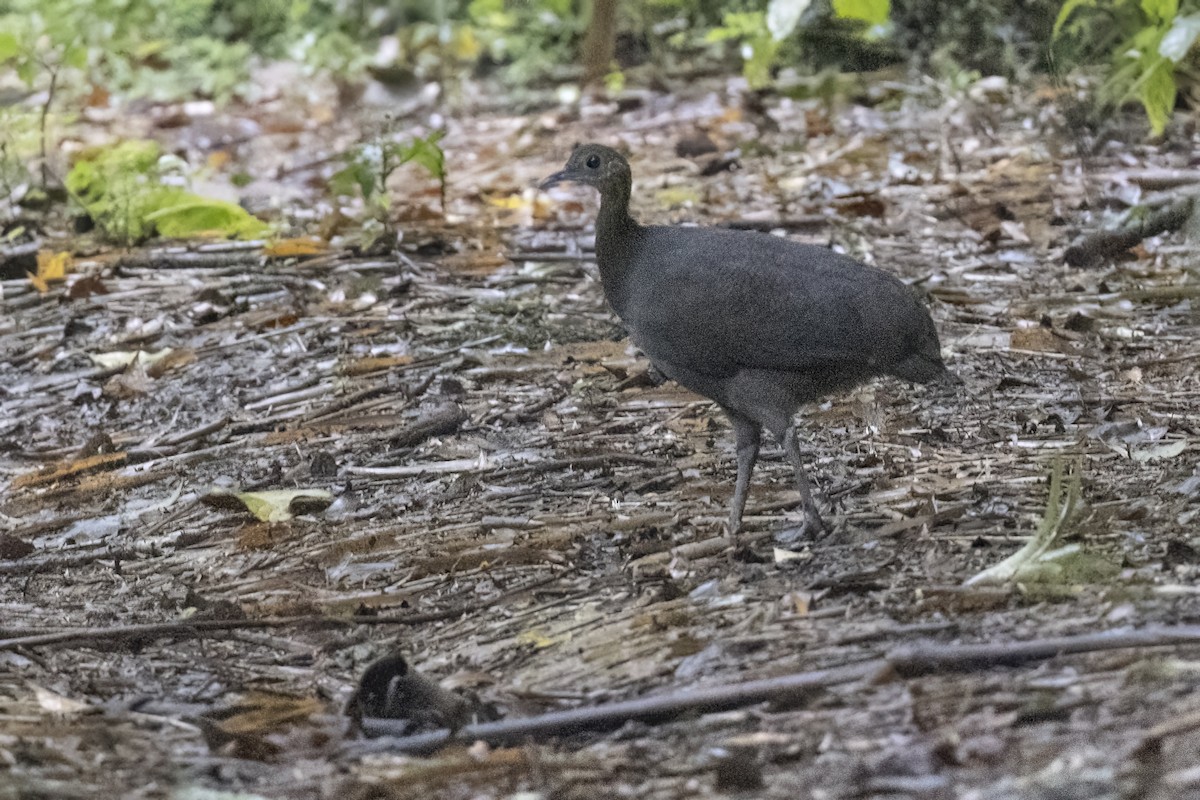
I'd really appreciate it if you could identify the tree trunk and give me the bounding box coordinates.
[582,0,618,86]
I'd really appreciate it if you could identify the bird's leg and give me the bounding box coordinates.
[727,414,762,535]
[781,425,828,533]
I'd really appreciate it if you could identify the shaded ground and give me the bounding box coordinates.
[2,75,1200,799]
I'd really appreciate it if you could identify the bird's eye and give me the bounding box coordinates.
[585,155,601,169]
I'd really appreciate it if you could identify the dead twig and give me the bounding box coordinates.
[389,403,468,448]
[0,547,142,576]
[1063,196,1195,267]
[350,662,874,755]
[353,623,1200,754]
[0,612,453,651]
[0,571,571,651]
[886,624,1200,677]
[117,251,265,270]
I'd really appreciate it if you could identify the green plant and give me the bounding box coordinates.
[706,0,891,88]
[0,108,41,218]
[1054,0,1200,134]
[0,8,88,188]
[331,129,447,234]
[467,0,585,85]
[66,139,269,243]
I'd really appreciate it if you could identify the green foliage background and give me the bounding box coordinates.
[1,0,1198,232]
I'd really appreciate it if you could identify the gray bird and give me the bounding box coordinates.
[541,144,948,535]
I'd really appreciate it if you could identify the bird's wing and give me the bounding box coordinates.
[626,230,924,378]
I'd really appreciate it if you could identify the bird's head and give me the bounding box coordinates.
[540,143,631,195]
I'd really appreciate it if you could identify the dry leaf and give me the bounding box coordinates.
[201,487,332,523]
[516,629,556,649]
[206,150,231,170]
[12,452,128,489]
[146,347,197,378]
[88,348,175,370]
[1010,327,1069,353]
[28,250,72,293]
[66,274,109,299]
[30,683,92,716]
[1131,439,1188,463]
[103,364,154,398]
[264,236,328,258]
[340,354,414,376]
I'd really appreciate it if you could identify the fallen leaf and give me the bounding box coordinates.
[66,274,109,299]
[200,692,324,762]
[204,488,335,522]
[516,629,557,649]
[88,348,176,370]
[1131,439,1188,462]
[340,354,414,376]
[28,250,72,292]
[12,452,128,489]
[264,237,328,258]
[145,347,197,378]
[1010,327,1070,353]
[30,683,92,715]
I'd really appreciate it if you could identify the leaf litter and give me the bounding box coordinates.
[1,74,1200,800]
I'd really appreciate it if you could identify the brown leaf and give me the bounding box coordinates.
[340,354,414,376]
[145,347,197,378]
[66,274,109,300]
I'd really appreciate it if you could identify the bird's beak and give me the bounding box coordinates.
[539,170,572,190]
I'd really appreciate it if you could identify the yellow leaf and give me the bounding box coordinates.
[232,489,334,522]
[516,629,556,649]
[264,236,329,258]
[29,250,72,292]
[486,193,529,210]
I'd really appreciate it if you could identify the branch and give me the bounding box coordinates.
[0,572,568,651]
[353,624,1200,755]
[885,624,1200,677]
[1064,196,1196,268]
[350,662,875,756]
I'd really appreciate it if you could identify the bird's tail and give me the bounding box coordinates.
[890,351,955,385]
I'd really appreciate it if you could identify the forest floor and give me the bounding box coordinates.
[2,68,1200,799]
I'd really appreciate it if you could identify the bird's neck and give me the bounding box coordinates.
[595,180,638,289]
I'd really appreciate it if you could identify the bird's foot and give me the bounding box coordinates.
[772,507,830,548]
[804,506,831,537]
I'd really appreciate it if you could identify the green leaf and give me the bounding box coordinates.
[743,34,781,89]
[1159,12,1200,61]
[145,199,269,239]
[1142,0,1179,24]
[403,132,446,182]
[67,140,268,243]
[706,11,768,42]
[1053,0,1099,37]
[64,43,88,70]
[331,161,376,200]
[1139,56,1177,135]
[16,60,37,86]
[832,0,889,26]
[0,31,20,62]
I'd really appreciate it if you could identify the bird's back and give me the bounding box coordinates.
[604,225,944,389]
